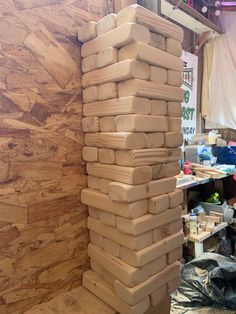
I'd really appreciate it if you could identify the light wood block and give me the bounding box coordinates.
[168,117,182,132]
[150,286,168,307]
[98,148,115,164]
[87,176,100,190]
[120,232,184,267]
[116,5,184,42]
[115,148,168,167]
[81,23,150,57]
[147,295,171,314]
[167,70,182,87]
[90,231,103,248]
[150,32,166,51]
[83,270,150,314]
[90,258,104,276]
[147,255,167,276]
[99,117,116,132]
[81,188,147,218]
[83,96,151,117]
[115,115,168,132]
[99,178,112,194]
[108,182,147,203]
[102,269,116,287]
[82,60,150,88]
[118,79,184,102]
[86,162,152,184]
[148,194,169,214]
[150,100,167,116]
[167,247,182,265]
[118,42,183,72]
[116,207,181,236]
[99,210,116,227]
[82,146,98,162]
[114,262,180,305]
[168,275,181,294]
[147,177,176,197]
[169,219,182,235]
[82,54,97,73]
[165,132,183,148]
[89,207,100,219]
[103,237,120,257]
[151,161,180,179]
[167,102,182,117]
[82,117,99,132]
[165,161,181,177]
[78,21,97,42]
[83,86,98,103]
[167,148,182,163]
[88,217,152,250]
[166,38,182,57]
[97,14,116,36]
[150,66,167,84]
[146,133,165,148]
[97,47,118,68]
[153,219,182,243]
[85,132,147,149]
[88,244,150,287]
[98,83,118,101]
[169,190,183,208]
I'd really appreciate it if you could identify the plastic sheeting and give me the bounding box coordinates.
[172,253,236,310]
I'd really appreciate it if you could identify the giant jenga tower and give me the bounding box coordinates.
[79,5,184,314]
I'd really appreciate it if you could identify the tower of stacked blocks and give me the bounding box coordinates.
[79,5,184,314]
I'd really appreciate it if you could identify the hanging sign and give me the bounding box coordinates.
[181,51,198,143]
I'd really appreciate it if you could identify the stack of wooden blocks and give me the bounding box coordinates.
[79,5,184,314]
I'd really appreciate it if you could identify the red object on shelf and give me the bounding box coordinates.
[183,161,191,175]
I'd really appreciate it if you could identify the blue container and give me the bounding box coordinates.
[212,146,236,165]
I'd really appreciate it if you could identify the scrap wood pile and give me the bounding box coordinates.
[79,5,185,314]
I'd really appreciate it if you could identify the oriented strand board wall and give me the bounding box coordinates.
[0,0,112,313]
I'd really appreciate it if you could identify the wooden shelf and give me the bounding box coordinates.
[188,222,228,243]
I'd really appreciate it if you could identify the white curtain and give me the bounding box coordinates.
[202,12,236,129]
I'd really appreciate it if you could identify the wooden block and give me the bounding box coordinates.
[209,211,223,222]
[82,60,150,88]
[89,207,100,219]
[168,117,182,132]
[165,132,183,148]
[120,232,183,267]
[90,258,104,276]
[153,219,181,242]
[97,14,116,36]
[205,215,221,224]
[83,96,151,117]
[167,102,182,117]
[147,177,176,197]
[168,275,181,294]
[109,182,147,203]
[150,286,167,307]
[81,188,147,218]
[83,86,98,103]
[150,66,167,84]
[98,148,115,164]
[88,217,152,250]
[147,255,167,276]
[166,38,182,57]
[114,262,180,305]
[165,161,181,177]
[86,162,152,185]
[150,32,166,51]
[81,23,150,57]
[151,164,163,180]
[151,161,180,180]
[115,148,169,167]
[150,100,167,116]
[99,210,116,227]
[169,190,183,208]
[167,70,182,87]
[90,231,103,248]
[82,54,97,73]
[147,295,171,314]
[88,244,150,287]
[167,247,182,265]
[146,133,165,148]
[99,117,116,132]
[103,237,120,257]
[78,21,97,42]
[98,83,118,101]
[82,146,98,162]
[102,269,116,287]
[85,132,147,149]
[83,270,150,314]
[87,176,100,190]
[168,219,182,234]
[115,115,168,132]
[118,79,184,102]
[148,194,169,214]
[82,117,99,132]
[97,47,118,68]
[167,148,182,163]
[99,178,112,194]
[116,5,184,42]
[118,42,183,72]
[116,207,182,236]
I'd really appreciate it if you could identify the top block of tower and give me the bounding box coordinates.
[117,5,184,42]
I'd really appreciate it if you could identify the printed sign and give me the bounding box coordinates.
[181,51,198,143]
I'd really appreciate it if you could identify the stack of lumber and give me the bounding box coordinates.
[79,5,184,314]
